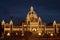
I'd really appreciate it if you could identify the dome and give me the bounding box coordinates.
[26,6,38,21]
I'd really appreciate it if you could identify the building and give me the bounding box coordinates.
[1,6,60,36]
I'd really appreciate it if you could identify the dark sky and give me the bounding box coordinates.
[0,0,60,24]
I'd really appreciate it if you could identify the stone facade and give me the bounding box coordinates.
[1,6,60,35]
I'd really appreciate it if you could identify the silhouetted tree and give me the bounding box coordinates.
[0,22,3,37]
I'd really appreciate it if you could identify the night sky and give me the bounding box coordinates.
[0,0,60,25]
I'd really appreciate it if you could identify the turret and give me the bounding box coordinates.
[1,20,5,26]
[9,20,13,33]
[10,20,13,25]
[53,20,57,33]
[38,17,42,24]
[53,20,56,27]
[38,17,41,22]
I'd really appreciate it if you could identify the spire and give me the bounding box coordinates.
[10,20,13,25]
[53,20,56,25]
[1,20,5,25]
[39,17,41,21]
[30,6,34,12]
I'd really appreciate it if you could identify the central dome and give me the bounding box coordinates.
[26,6,42,22]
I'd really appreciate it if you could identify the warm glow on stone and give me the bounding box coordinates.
[24,25,27,26]
[22,33,24,36]
[16,32,18,35]
[3,6,59,38]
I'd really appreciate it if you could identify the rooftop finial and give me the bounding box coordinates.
[30,6,34,12]
[53,20,56,25]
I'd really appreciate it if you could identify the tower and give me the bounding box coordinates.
[1,20,5,33]
[53,20,56,27]
[9,20,13,33]
[1,20,5,27]
[38,17,42,24]
[10,20,13,25]
[53,20,57,33]
[26,6,43,33]
[1,20,5,37]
